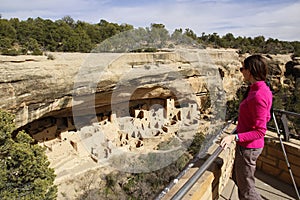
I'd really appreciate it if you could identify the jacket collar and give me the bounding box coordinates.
[250,81,265,91]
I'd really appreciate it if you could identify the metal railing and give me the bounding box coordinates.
[155,120,235,200]
[272,110,300,199]
[273,109,300,141]
[155,109,300,200]
[170,145,224,200]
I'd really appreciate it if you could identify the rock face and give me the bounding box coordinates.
[0,53,86,127]
[0,49,293,134]
[0,49,232,129]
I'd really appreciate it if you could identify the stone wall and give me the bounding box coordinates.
[257,131,300,186]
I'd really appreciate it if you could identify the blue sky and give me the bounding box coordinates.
[1,0,300,41]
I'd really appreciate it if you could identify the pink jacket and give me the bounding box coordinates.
[236,81,273,148]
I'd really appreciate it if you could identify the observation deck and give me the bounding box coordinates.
[156,115,300,200]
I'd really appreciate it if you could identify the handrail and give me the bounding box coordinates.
[272,111,300,199]
[170,127,236,200]
[273,109,300,118]
[154,120,235,200]
[155,109,299,200]
[272,109,300,141]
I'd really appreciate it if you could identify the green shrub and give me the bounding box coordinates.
[1,48,20,56]
[0,110,57,199]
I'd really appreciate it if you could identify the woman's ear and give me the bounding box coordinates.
[248,72,257,83]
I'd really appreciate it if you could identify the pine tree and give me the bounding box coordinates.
[0,110,57,200]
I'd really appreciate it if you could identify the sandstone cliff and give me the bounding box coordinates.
[0,49,231,128]
[1,49,296,133]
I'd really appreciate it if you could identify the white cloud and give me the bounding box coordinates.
[222,1,300,40]
[1,0,299,41]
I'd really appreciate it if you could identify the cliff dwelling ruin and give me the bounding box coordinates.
[17,95,205,172]
[6,48,235,174]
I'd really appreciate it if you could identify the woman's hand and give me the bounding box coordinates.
[220,135,236,149]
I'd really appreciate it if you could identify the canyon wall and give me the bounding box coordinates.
[0,49,295,137]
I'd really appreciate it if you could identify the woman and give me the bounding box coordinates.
[220,55,273,200]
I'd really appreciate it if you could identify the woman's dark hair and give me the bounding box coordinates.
[243,54,268,81]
